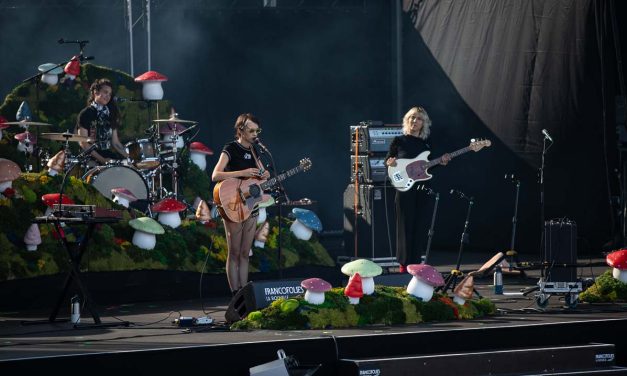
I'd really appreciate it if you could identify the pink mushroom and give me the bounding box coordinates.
[111,187,138,208]
[301,277,332,305]
[135,70,168,100]
[189,142,214,171]
[46,150,66,176]
[24,224,42,251]
[14,131,36,153]
[0,158,21,191]
[406,264,445,302]
[151,198,186,228]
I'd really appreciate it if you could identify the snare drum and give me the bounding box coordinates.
[83,165,149,200]
[125,139,159,170]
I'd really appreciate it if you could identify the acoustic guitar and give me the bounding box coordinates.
[387,139,491,192]
[213,158,312,222]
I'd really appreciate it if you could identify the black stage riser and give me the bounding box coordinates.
[2,318,627,375]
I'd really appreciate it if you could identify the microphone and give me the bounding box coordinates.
[254,138,269,153]
[77,143,99,159]
[542,129,553,142]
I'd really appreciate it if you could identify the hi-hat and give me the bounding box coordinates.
[4,120,52,127]
[152,116,198,124]
[41,132,92,142]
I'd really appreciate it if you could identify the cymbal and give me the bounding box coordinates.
[41,132,92,142]
[4,120,52,127]
[152,116,198,124]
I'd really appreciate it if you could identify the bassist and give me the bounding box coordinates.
[385,107,451,272]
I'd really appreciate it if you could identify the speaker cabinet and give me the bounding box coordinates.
[543,219,577,282]
[343,184,396,259]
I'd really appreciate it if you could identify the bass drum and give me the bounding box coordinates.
[83,165,149,200]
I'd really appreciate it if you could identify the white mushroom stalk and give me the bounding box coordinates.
[113,195,130,208]
[361,277,375,296]
[406,277,436,302]
[190,152,207,170]
[304,290,325,305]
[157,212,181,228]
[132,230,157,250]
[290,219,312,241]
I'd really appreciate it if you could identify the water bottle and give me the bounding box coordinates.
[70,295,81,324]
[493,265,503,295]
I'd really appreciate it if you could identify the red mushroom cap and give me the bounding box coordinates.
[152,198,186,213]
[111,187,139,202]
[14,131,37,143]
[0,116,9,130]
[64,56,81,76]
[134,70,168,82]
[300,277,332,293]
[41,193,75,207]
[606,249,627,269]
[190,142,214,155]
[344,272,364,298]
[407,264,445,287]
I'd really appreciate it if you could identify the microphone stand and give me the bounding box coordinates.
[439,190,474,294]
[418,185,440,265]
[539,135,552,278]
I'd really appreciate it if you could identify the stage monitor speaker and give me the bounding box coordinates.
[343,184,396,259]
[225,279,304,323]
[543,219,577,282]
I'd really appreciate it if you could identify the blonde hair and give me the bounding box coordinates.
[402,106,431,140]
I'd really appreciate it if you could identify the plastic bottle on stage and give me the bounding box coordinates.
[70,295,81,324]
[493,265,503,295]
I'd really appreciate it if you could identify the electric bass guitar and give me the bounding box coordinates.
[387,139,491,192]
[213,158,312,222]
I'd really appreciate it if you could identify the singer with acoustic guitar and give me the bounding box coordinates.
[75,78,128,164]
[212,113,270,295]
[385,106,451,272]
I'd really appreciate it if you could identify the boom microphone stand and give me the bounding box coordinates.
[439,189,474,293]
[504,174,521,272]
[417,185,440,265]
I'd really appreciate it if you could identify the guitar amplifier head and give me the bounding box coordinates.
[350,155,388,183]
[350,123,402,154]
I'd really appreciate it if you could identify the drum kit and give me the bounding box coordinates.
[37,114,199,209]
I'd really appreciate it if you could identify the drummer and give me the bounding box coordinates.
[76,78,128,164]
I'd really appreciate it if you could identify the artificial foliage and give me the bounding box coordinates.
[231,285,496,330]
[579,270,627,303]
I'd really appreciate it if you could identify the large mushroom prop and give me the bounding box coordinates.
[135,70,168,100]
[24,224,42,251]
[453,275,475,305]
[341,259,382,295]
[129,217,165,250]
[606,249,627,283]
[289,208,322,241]
[152,198,186,228]
[15,131,36,153]
[41,193,75,216]
[159,121,187,149]
[111,187,138,208]
[406,264,445,302]
[195,199,211,223]
[64,56,81,80]
[0,158,21,192]
[257,196,275,225]
[38,63,64,85]
[189,142,214,171]
[0,116,9,139]
[344,272,364,304]
[301,277,332,305]
[253,221,270,248]
[46,150,66,176]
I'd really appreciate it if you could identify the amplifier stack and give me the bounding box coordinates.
[344,121,402,259]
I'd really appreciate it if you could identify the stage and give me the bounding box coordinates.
[2,251,627,375]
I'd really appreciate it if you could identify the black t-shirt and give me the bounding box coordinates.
[221,141,259,171]
[386,135,431,160]
[76,106,114,151]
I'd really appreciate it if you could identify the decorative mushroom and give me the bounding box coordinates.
[0,158,21,192]
[15,131,36,153]
[253,221,270,248]
[38,63,64,85]
[111,187,138,208]
[129,217,165,250]
[46,150,66,176]
[16,101,32,121]
[453,275,475,305]
[23,223,42,251]
[41,193,75,216]
[340,259,382,295]
[195,199,211,223]
[289,208,322,241]
[189,142,214,171]
[64,56,81,80]
[159,121,187,149]
[406,264,445,302]
[344,272,364,304]
[606,249,627,283]
[134,70,168,100]
[257,196,275,225]
[301,277,332,305]
[151,198,186,228]
[0,116,9,139]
